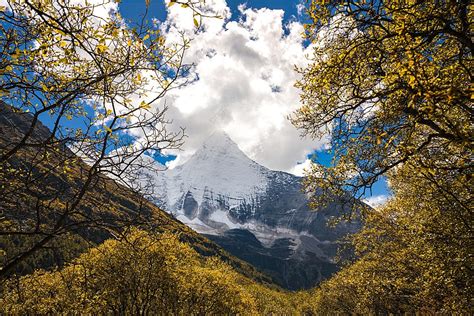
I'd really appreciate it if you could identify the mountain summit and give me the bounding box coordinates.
[168,131,269,209]
[147,132,360,289]
[195,131,246,163]
[200,130,242,154]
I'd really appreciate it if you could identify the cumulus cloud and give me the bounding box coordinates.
[290,159,312,177]
[296,1,305,17]
[155,0,327,172]
[363,195,389,208]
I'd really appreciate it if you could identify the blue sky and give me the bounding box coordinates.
[119,0,303,23]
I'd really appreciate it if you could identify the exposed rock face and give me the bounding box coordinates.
[203,229,340,290]
[145,131,361,290]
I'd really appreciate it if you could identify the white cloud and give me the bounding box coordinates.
[290,159,313,177]
[7,0,324,174]
[296,1,305,17]
[363,195,389,208]
[155,2,327,173]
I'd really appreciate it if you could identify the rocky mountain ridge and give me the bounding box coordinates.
[145,131,361,289]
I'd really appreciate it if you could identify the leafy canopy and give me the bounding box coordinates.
[292,0,472,205]
[294,1,473,313]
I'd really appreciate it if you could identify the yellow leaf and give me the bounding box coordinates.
[193,18,199,28]
[140,101,151,109]
[96,44,108,53]
[168,0,175,7]
[143,34,150,41]
[10,49,20,60]
[408,75,416,87]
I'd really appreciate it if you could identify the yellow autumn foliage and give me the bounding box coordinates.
[1,229,310,315]
[293,1,472,206]
[308,161,472,314]
[291,1,472,314]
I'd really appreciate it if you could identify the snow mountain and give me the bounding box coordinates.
[146,131,360,289]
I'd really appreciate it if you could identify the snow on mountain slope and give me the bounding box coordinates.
[146,130,358,241]
[166,131,268,208]
[142,131,361,289]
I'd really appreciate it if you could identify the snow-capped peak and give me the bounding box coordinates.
[164,131,269,208]
[202,130,238,150]
[186,130,264,171]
